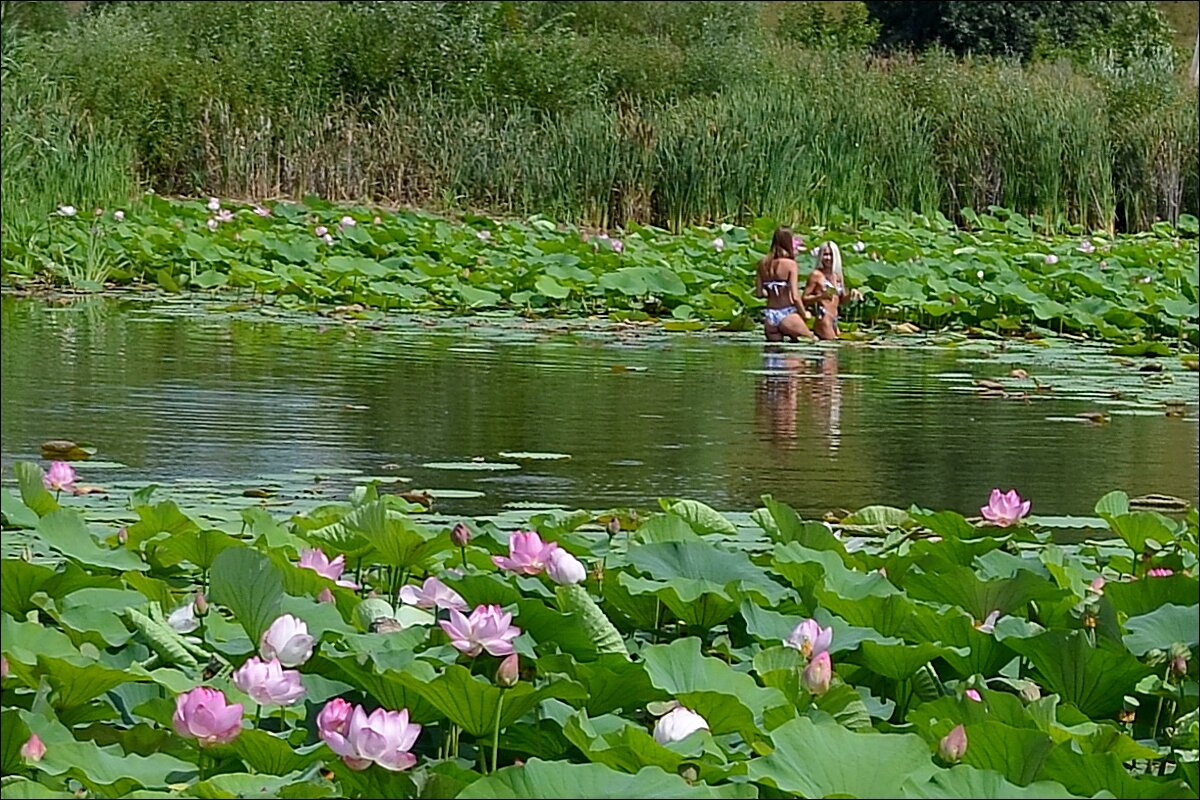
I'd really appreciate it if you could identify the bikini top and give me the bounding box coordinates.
[763,279,788,294]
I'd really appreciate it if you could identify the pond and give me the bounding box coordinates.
[1,295,1197,521]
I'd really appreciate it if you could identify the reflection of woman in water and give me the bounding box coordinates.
[802,242,862,340]
[755,227,813,342]
[755,350,844,455]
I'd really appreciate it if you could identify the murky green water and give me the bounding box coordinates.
[2,295,1197,519]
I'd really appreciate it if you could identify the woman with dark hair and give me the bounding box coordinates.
[755,226,813,342]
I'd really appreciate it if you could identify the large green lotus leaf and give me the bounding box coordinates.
[598,266,687,298]
[651,580,740,630]
[604,572,662,630]
[209,546,284,644]
[55,587,144,648]
[554,584,628,656]
[562,711,731,783]
[1004,630,1152,718]
[901,764,1085,798]
[749,716,936,798]
[25,727,194,798]
[1,708,31,775]
[958,721,1055,787]
[907,508,981,541]
[641,637,786,738]
[226,729,322,776]
[753,497,845,553]
[188,771,317,799]
[14,462,60,517]
[125,500,200,550]
[1094,491,1130,517]
[1122,604,1200,656]
[1104,575,1200,619]
[841,505,913,528]
[316,652,441,724]
[0,778,74,799]
[1,559,55,616]
[1,614,80,667]
[902,609,1016,679]
[1,487,40,529]
[637,514,703,543]
[150,528,239,571]
[399,664,585,737]
[858,639,968,681]
[516,597,600,660]
[445,572,523,608]
[458,759,755,799]
[1100,511,1183,553]
[1036,744,1194,799]
[36,655,146,719]
[37,509,147,572]
[813,590,915,639]
[772,541,891,598]
[666,500,737,536]
[903,563,1066,620]
[536,654,665,716]
[341,500,449,569]
[629,541,785,604]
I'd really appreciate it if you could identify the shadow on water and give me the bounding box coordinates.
[1,295,1197,519]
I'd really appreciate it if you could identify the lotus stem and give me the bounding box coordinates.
[460,546,468,570]
[492,690,505,774]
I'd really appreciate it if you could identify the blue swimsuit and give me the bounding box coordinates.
[762,280,796,326]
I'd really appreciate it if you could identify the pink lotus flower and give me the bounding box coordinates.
[477,230,491,241]
[253,204,272,217]
[314,226,329,237]
[966,689,982,702]
[546,549,586,585]
[321,233,334,245]
[975,609,1000,634]
[298,548,358,588]
[206,218,219,231]
[980,489,1030,527]
[340,216,357,228]
[1148,568,1174,577]
[852,241,866,253]
[439,604,521,657]
[260,614,314,667]
[207,197,221,211]
[496,653,520,687]
[215,209,234,223]
[1078,239,1095,254]
[172,687,243,746]
[802,651,832,695]
[57,205,77,217]
[20,734,45,762]
[786,619,833,658]
[713,237,725,251]
[1088,575,1105,594]
[232,656,306,706]
[322,704,422,772]
[1044,254,1058,265]
[43,461,76,492]
[492,531,558,575]
[451,522,472,548]
[398,576,467,612]
[318,588,335,604]
[113,210,125,222]
[653,706,709,744]
[939,725,968,762]
[373,216,382,225]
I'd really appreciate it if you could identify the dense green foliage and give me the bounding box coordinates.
[1,462,1197,798]
[0,1,1196,235]
[3,196,1197,345]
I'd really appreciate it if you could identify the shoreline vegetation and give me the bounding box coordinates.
[2,1,1198,237]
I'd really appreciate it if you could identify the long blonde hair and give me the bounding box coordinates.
[815,241,844,292]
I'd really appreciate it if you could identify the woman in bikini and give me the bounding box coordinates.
[802,242,862,340]
[755,227,813,342]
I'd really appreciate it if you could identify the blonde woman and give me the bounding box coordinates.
[802,242,861,340]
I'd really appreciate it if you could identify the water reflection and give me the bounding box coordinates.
[755,349,844,455]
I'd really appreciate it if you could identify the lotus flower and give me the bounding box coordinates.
[1148,568,1174,577]
[976,270,985,280]
[653,706,709,745]
[57,205,77,217]
[113,210,125,221]
[298,548,358,588]
[1078,239,1095,254]
[260,614,315,667]
[318,587,335,604]
[233,656,306,706]
[713,237,724,251]
[852,241,866,252]
[939,724,968,762]
[791,235,804,253]
[1044,254,1058,265]
[322,704,421,772]
[340,216,356,228]
[965,689,982,702]
[975,609,1000,634]
[607,518,621,536]
[980,489,1030,527]
[322,233,334,245]
[611,239,624,253]
[1171,652,1189,676]
[451,522,472,548]
[207,197,221,211]
[439,604,520,657]
[253,204,272,217]
[477,229,491,241]
[1,655,9,680]
[785,618,833,658]
[20,734,45,762]
[398,576,467,612]
[43,461,76,492]
[546,549,587,585]
[172,687,243,746]
[492,531,558,575]
[496,653,520,687]
[373,216,382,225]
[1088,575,1105,594]
[314,225,329,237]
[215,209,234,223]
[194,592,208,615]
[167,598,199,634]
[206,218,219,231]
[802,651,832,695]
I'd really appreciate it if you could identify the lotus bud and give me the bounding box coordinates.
[21,734,46,762]
[965,689,981,702]
[0,655,8,680]
[607,517,621,536]
[496,653,520,688]
[318,587,335,604]
[114,210,125,221]
[546,548,587,586]
[117,527,128,544]
[1171,648,1190,676]
[1019,682,1041,703]
[939,725,967,762]
[802,651,832,696]
[194,592,208,616]
[451,522,472,548]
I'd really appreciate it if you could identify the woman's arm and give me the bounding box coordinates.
[754,264,764,298]
[800,271,824,307]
